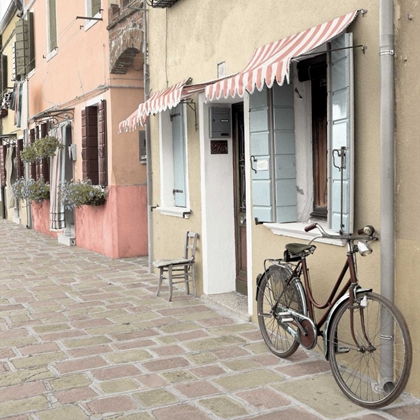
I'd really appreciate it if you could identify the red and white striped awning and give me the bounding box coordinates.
[119,78,191,133]
[119,77,232,132]
[205,10,359,101]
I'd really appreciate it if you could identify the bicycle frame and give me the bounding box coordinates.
[280,237,373,355]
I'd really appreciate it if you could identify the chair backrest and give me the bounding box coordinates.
[184,231,199,260]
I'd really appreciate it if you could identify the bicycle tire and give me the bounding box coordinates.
[257,264,305,358]
[328,291,412,408]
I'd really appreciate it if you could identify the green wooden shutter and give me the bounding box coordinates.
[92,0,101,16]
[28,13,35,72]
[15,19,29,78]
[98,100,107,186]
[172,103,186,207]
[250,86,273,222]
[330,33,354,234]
[48,0,57,52]
[273,82,297,222]
[81,106,99,184]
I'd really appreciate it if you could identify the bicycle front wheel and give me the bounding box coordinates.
[328,292,412,408]
[257,264,304,358]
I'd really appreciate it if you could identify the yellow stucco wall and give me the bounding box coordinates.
[0,11,26,224]
[394,0,420,398]
[147,0,419,397]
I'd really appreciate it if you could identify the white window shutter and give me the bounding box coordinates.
[250,87,273,222]
[172,103,187,207]
[273,82,297,223]
[330,33,354,234]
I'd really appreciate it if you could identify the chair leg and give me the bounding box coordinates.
[184,266,190,295]
[168,265,173,302]
[156,268,163,297]
[191,263,197,298]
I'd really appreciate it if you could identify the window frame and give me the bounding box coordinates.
[84,0,102,31]
[157,102,191,218]
[250,33,354,241]
[46,0,57,59]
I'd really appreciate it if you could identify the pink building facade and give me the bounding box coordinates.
[19,0,147,258]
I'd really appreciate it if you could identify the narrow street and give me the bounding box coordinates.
[0,220,418,420]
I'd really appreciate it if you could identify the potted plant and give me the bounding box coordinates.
[59,179,108,210]
[20,136,63,163]
[12,177,50,203]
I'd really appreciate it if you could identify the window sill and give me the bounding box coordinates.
[263,222,346,247]
[156,206,191,219]
[46,48,58,62]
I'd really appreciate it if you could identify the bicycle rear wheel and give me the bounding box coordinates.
[328,292,412,408]
[257,264,304,358]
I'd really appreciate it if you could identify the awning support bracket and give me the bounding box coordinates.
[292,44,367,62]
[182,99,198,131]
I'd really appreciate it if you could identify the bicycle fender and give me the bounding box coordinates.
[323,287,372,361]
[255,273,263,301]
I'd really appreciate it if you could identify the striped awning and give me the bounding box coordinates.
[119,77,230,132]
[205,10,359,101]
[119,78,191,133]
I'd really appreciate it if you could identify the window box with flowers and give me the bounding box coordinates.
[59,179,108,210]
[12,177,50,203]
[20,136,63,163]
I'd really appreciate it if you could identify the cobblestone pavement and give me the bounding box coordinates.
[0,220,419,420]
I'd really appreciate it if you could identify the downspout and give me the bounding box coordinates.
[144,1,153,273]
[379,0,395,303]
[379,0,395,385]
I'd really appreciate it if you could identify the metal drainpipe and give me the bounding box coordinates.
[380,0,395,303]
[144,1,153,273]
[379,0,395,385]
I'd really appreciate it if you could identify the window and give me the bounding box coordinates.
[81,101,107,186]
[47,0,57,54]
[14,13,35,78]
[159,103,189,214]
[250,33,354,234]
[85,0,101,30]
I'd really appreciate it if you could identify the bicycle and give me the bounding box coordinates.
[256,223,412,408]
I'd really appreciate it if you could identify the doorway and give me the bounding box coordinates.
[232,103,247,295]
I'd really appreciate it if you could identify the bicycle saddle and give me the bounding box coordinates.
[285,243,316,256]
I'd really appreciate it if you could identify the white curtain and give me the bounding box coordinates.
[49,123,69,230]
[5,146,15,209]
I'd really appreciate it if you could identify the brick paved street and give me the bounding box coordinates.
[0,220,419,419]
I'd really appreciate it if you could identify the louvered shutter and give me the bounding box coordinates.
[250,86,273,222]
[16,139,24,178]
[39,123,49,182]
[1,55,7,95]
[15,19,29,78]
[273,82,297,222]
[330,33,354,234]
[81,106,99,184]
[48,0,57,52]
[92,0,101,16]
[29,128,36,179]
[98,100,107,186]
[28,13,35,72]
[172,103,186,207]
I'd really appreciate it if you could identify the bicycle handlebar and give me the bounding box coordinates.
[304,223,378,242]
[304,223,317,232]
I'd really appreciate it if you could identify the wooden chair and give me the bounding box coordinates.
[153,231,199,301]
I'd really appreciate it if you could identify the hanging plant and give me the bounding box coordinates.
[20,136,63,163]
[59,179,108,210]
[12,177,50,203]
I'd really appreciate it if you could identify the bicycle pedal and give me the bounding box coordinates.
[277,312,294,323]
[335,346,350,354]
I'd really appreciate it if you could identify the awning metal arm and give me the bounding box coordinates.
[291,44,367,62]
[182,99,198,131]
